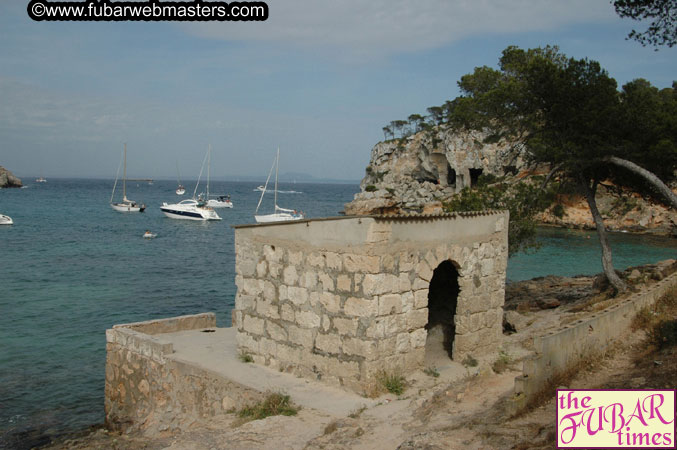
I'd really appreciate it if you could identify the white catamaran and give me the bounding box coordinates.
[254,148,304,223]
[110,143,145,213]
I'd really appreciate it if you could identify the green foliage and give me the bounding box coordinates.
[462,354,478,367]
[237,393,298,421]
[552,203,565,219]
[445,177,555,256]
[365,166,373,174]
[423,366,440,378]
[492,351,512,374]
[238,352,254,363]
[377,371,406,396]
[365,185,377,192]
[613,0,677,48]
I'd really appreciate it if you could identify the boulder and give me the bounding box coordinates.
[0,166,22,188]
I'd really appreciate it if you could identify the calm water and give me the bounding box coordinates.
[0,179,675,447]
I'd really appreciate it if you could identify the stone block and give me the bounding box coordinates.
[401,291,415,313]
[333,317,358,336]
[378,294,402,316]
[263,281,277,302]
[363,274,399,296]
[288,325,314,346]
[256,300,280,319]
[399,251,416,272]
[288,250,304,266]
[283,266,298,286]
[337,275,352,292]
[243,278,263,296]
[343,254,380,273]
[322,314,331,332]
[398,273,412,292]
[243,315,264,335]
[277,344,301,363]
[414,289,429,309]
[384,314,407,336]
[256,260,267,278]
[344,297,377,317]
[259,337,277,356]
[417,260,433,282]
[300,270,318,290]
[318,273,334,292]
[319,292,341,314]
[268,262,282,279]
[343,337,378,360]
[409,328,427,348]
[263,244,283,263]
[325,252,342,271]
[307,253,325,268]
[315,333,341,354]
[266,321,287,342]
[381,253,396,273]
[365,319,385,339]
[405,309,428,331]
[396,332,410,353]
[236,294,256,311]
[296,310,321,329]
[287,286,309,306]
[236,332,259,353]
[280,303,294,322]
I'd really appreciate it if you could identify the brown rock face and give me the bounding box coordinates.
[0,166,22,188]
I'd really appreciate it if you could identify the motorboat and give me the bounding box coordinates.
[0,214,13,225]
[254,148,304,223]
[176,185,186,195]
[161,145,221,221]
[35,177,46,183]
[161,199,221,221]
[143,230,157,238]
[110,143,145,213]
[207,194,233,208]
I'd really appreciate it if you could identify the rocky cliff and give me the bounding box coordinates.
[345,126,525,215]
[0,166,22,188]
[344,127,677,235]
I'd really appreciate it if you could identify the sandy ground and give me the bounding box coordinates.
[39,267,676,450]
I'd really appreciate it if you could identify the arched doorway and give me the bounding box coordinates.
[425,260,460,364]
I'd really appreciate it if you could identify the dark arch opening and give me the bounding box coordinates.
[469,168,483,186]
[425,260,460,360]
[447,165,456,187]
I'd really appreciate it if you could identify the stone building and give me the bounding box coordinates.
[232,211,509,393]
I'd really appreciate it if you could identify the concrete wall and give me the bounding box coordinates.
[105,313,263,433]
[232,212,509,393]
[512,272,677,411]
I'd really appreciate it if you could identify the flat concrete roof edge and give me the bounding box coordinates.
[231,210,508,229]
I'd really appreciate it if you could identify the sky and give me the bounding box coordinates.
[1,0,676,182]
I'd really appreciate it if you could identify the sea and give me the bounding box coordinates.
[0,179,675,448]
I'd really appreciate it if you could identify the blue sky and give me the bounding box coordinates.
[1,0,675,181]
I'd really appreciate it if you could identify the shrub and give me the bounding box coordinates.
[462,354,478,367]
[492,350,512,374]
[238,352,254,363]
[378,371,406,396]
[552,203,565,218]
[237,392,298,421]
[365,185,377,192]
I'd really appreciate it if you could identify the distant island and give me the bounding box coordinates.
[0,166,22,188]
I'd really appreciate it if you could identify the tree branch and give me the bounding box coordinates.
[604,156,677,209]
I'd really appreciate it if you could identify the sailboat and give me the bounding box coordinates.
[110,143,145,212]
[175,162,185,195]
[161,145,221,221]
[254,148,304,223]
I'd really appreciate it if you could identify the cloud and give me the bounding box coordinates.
[181,0,616,57]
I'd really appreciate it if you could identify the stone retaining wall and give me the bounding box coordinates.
[105,313,263,433]
[232,213,509,393]
[512,272,677,411]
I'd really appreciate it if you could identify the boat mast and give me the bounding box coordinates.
[207,144,211,201]
[274,147,279,211]
[122,143,127,202]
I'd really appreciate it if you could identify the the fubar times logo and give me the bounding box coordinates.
[557,389,676,448]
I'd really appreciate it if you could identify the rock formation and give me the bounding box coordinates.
[344,126,677,235]
[345,126,525,215]
[0,166,22,188]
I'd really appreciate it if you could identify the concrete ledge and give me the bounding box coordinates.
[512,272,677,411]
[112,312,216,335]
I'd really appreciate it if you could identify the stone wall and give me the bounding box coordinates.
[511,272,677,412]
[105,313,263,433]
[232,212,509,393]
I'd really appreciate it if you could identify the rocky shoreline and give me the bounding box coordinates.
[0,166,22,188]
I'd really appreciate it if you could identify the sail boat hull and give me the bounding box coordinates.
[111,202,145,212]
[254,213,301,223]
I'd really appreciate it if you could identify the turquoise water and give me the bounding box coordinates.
[0,179,674,447]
